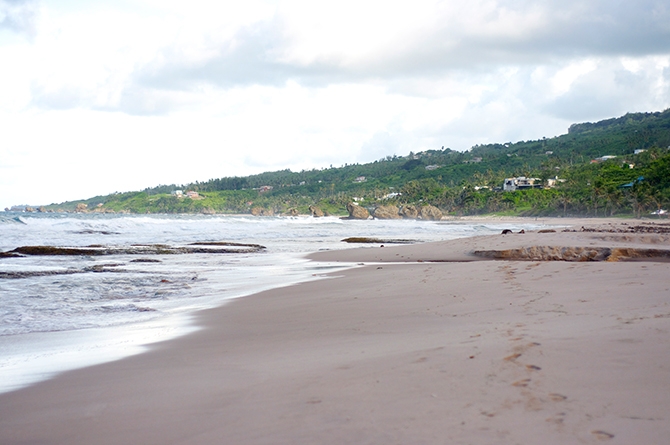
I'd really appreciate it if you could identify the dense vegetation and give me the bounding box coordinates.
[43,109,670,217]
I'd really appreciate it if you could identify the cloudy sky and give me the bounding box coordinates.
[1,0,669,208]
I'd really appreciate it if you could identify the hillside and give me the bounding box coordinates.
[38,109,670,217]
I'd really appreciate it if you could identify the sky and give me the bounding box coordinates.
[1,0,669,208]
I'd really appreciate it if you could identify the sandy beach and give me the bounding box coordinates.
[1,218,669,444]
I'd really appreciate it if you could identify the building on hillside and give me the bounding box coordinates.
[545,176,566,188]
[503,176,542,192]
[463,157,482,164]
[591,155,617,163]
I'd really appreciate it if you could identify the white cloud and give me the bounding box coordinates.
[549,60,598,96]
[1,0,670,208]
[0,0,38,36]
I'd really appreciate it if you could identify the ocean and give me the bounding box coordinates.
[0,212,551,393]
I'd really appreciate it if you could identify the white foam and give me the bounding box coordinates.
[0,213,551,392]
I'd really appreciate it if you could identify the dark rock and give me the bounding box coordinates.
[419,205,443,221]
[372,205,401,220]
[341,237,415,244]
[309,205,325,217]
[189,241,266,249]
[399,205,419,219]
[12,246,106,256]
[472,246,670,262]
[345,202,370,220]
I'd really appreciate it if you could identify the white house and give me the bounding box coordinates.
[503,176,542,192]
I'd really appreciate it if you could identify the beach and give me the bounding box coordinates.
[1,218,669,444]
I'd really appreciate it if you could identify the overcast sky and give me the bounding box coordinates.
[1,0,669,208]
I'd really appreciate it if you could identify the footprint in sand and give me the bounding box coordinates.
[512,379,531,387]
[546,412,566,425]
[504,353,523,362]
[592,430,614,440]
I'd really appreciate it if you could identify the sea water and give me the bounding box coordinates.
[0,212,550,392]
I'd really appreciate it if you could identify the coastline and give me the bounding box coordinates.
[0,214,547,394]
[1,217,669,444]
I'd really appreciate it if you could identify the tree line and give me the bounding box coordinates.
[46,109,670,217]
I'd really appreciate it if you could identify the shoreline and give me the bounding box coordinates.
[1,217,669,443]
[0,251,353,394]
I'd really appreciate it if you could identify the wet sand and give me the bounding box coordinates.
[1,218,669,444]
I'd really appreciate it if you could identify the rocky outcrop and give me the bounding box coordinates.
[309,205,324,217]
[286,208,299,217]
[5,242,267,257]
[608,247,670,262]
[341,237,415,244]
[567,224,670,234]
[419,205,443,221]
[251,207,274,216]
[399,205,419,219]
[345,202,370,220]
[372,205,401,220]
[473,246,670,262]
[75,203,88,213]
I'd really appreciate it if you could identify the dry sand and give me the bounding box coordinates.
[1,218,669,444]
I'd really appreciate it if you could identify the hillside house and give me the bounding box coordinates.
[503,176,542,192]
[545,177,566,188]
[591,155,617,163]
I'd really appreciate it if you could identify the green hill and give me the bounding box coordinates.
[46,109,670,217]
